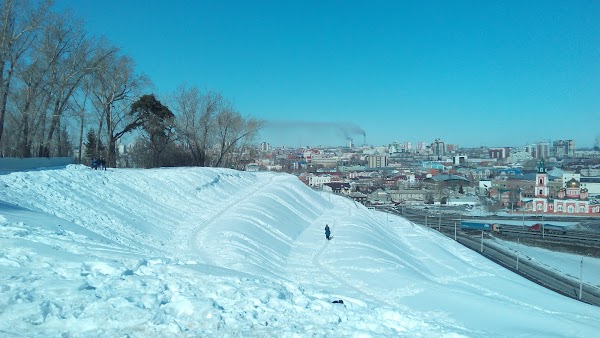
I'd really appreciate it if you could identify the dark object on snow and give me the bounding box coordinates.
[332,300,344,304]
[325,224,331,240]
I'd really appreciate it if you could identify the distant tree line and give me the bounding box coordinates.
[0,0,261,168]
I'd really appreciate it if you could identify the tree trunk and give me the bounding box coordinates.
[78,109,84,163]
[108,137,116,168]
[0,62,14,153]
[19,113,31,157]
[44,99,62,157]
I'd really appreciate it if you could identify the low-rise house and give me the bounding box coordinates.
[348,191,368,204]
[390,189,427,203]
[307,174,331,188]
[323,182,352,194]
[368,189,391,205]
[581,176,600,197]
[423,174,470,190]
[446,196,480,206]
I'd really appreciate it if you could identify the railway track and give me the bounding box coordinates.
[380,206,600,306]
[392,207,600,250]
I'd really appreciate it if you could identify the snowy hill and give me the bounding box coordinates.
[1,165,599,337]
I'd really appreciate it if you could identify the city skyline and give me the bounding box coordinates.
[56,0,600,148]
[259,136,589,153]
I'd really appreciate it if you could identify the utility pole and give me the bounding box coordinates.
[480,230,484,252]
[579,256,584,300]
[542,212,544,238]
[438,207,441,231]
[454,221,457,240]
[516,250,519,270]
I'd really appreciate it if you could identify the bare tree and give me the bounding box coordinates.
[0,0,49,154]
[5,8,115,158]
[172,84,221,166]
[89,52,149,167]
[71,79,90,163]
[39,13,116,157]
[213,106,262,168]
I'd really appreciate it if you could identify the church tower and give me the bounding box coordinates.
[535,159,549,198]
[534,158,549,212]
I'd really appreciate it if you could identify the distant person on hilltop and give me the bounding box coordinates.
[99,157,106,171]
[325,224,331,240]
[91,158,97,170]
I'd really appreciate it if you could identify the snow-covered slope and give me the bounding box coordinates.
[1,165,599,337]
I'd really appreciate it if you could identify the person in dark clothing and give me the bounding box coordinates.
[325,224,331,240]
[100,157,106,170]
[91,158,97,170]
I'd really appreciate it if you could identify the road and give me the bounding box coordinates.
[457,233,600,307]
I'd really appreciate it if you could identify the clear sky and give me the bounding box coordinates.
[56,0,600,148]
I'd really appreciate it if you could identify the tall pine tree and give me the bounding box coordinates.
[84,129,105,160]
[130,94,175,168]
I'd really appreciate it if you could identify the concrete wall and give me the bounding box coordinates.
[0,157,74,172]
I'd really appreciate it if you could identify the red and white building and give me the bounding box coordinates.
[527,159,600,215]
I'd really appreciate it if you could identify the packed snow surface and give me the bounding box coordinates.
[1,165,599,337]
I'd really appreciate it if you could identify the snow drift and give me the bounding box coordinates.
[1,165,599,337]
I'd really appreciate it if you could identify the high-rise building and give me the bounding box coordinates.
[432,139,445,158]
[533,142,550,159]
[489,147,510,159]
[415,142,428,152]
[368,155,388,168]
[553,140,575,157]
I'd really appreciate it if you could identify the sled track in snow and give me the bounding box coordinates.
[188,174,277,263]
[310,209,395,307]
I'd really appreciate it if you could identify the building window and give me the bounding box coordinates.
[568,205,574,213]
[557,205,563,212]
[579,206,585,213]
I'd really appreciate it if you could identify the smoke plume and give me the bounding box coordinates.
[263,121,366,146]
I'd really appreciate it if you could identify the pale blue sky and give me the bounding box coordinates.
[57,0,600,148]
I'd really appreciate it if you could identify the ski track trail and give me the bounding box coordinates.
[284,194,394,306]
[187,173,276,264]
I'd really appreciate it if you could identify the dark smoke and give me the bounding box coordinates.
[263,121,366,145]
